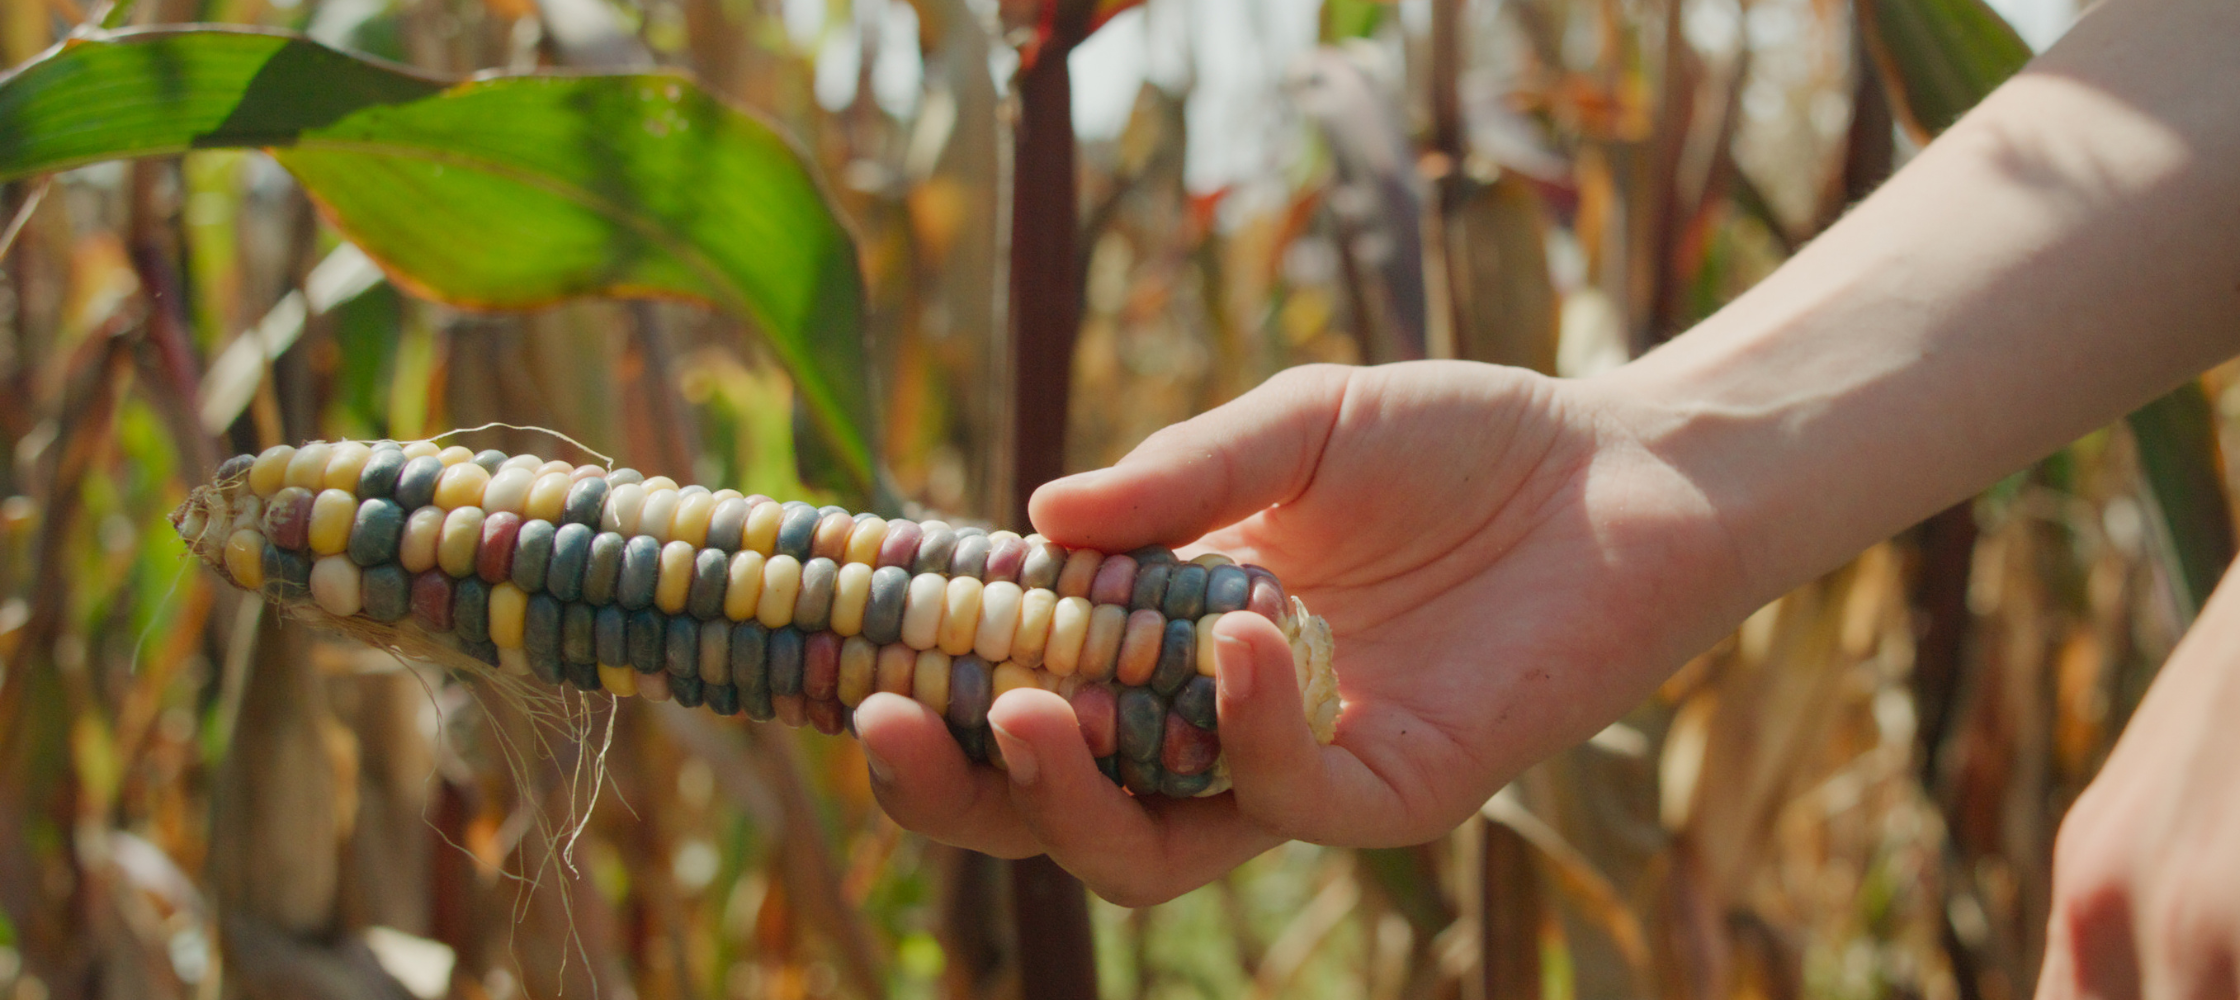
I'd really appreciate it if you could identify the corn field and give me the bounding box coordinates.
[0,0,2227,995]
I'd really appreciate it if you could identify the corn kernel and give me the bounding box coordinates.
[639,488,681,544]
[310,555,363,617]
[742,500,783,555]
[830,562,873,636]
[874,642,915,696]
[1056,549,1101,598]
[937,576,983,656]
[844,516,888,565]
[912,649,952,714]
[1011,588,1057,668]
[284,442,334,490]
[1044,596,1092,676]
[323,442,374,491]
[992,661,1037,698]
[755,555,803,629]
[436,445,475,466]
[488,581,528,649]
[435,462,497,514]
[480,467,533,515]
[224,528,266,589]
[250,445,296,496]
[1196,614,1223,677]
[1112,608,1162,686]
[655,540,695,614]
[974,581,1023,662]
[400,441,440,459]
[436,507,485,578]
[599,663,639,696]
[838,636,877,706]
[900,572,948,650]
[724,551,765,620]
[671,492,716,548]
[308,489,358,555]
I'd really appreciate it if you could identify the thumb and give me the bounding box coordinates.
[1212,611,1400,845]
[1027,365,1349,552]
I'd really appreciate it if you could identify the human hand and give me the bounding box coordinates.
[854,361,1758,904]
[2036,572,2240,1000]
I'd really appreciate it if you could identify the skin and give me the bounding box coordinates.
[857,0,2240,989]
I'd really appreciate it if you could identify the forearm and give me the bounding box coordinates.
[1600,0,2240,602]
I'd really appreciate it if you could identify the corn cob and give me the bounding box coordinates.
[173,439,1340,797]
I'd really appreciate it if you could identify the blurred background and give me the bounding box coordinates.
[4,0,2233,994]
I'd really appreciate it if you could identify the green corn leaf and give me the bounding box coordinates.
[0,27,876,501]
[1856,0,2030,140]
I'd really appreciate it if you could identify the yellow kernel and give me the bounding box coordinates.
[479,467,533,516]
[436,507,486,578]
[638,488,680,544]
[937,577,984,656]
[1043,596,1092,676]
[250,445,296,496]
[838,636,877,707]
[399,506,445,573]
[712,489,743,503]
[224,528,265,589]
[1196,613,1225,676]
[323,442,374,491]
[498,453,542,474]
[525,472,572,522]
[724,551,766,620]
[742,500,782,555]
[974,581,1024,662]
[434,462,493,511]
[1011,588,1058,668]
[844,516,888,564]
[901,572,948,650]
[829,562,873,636]
[992,661,1036,698]
[488,582,528,649]
[1038,669,1064,693]
[1192,552,1235,568]
[912,649,952,715]
[755,554,803,629]
[655,540,695,615]
[400,441,440,459]
[599,663,639,696]
[283,442,334,490]
[875,643,915,695]
[641,475,679,493]
[535,459,573,478]
[436,445,475,466]
[1085,605,1133,683]
[1056,549,1102,598]
[670,492,716,548]
[309,555,362,616]
[602,482,647,535]
[308,489,358,556]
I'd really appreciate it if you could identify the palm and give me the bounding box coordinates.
[1179,362,1739,839]
[859,361,1741,902]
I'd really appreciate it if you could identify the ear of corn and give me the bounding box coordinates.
[175,440,1341,797]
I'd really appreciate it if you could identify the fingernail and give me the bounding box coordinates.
[1216,632,1254,702]
[864,745,895,786]
[989,721,1039,787]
